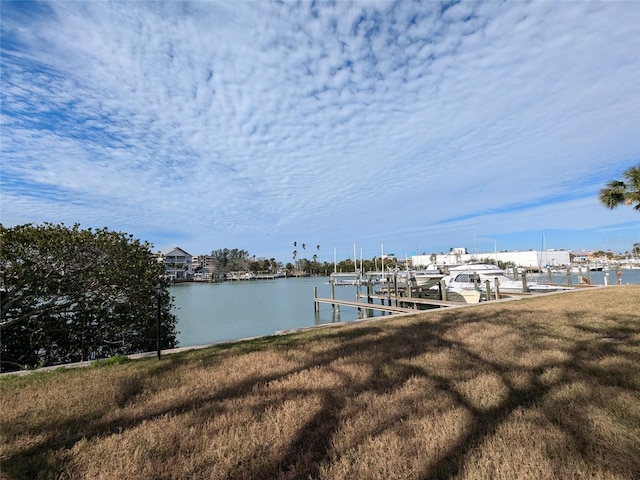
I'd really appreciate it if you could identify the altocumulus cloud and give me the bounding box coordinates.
[1,0,639,259]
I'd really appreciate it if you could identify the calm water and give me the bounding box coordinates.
[170,276,380,347]
[171,269,640,348]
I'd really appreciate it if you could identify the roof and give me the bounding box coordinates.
[160,246,192,257]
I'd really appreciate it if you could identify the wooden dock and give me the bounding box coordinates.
[313,287,464,315]
[314,297,416,314]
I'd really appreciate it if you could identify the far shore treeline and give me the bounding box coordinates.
[205,247,402,277]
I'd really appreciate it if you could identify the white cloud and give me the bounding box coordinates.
[1,0,639,259]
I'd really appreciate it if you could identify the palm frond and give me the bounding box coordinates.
[599,164,640,211]
[599,180,627,209]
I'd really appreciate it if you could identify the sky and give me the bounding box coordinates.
[1,0,639,263]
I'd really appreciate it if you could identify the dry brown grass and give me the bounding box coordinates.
[2,286,639,479]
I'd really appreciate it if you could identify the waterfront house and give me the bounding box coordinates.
[159,246,193,280]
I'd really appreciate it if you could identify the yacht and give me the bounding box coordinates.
[441,263,572,300]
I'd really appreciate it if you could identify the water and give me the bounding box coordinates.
[170,277,382,348]
[171,269,640,348]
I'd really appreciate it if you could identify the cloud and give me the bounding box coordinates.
[1,0,639,259]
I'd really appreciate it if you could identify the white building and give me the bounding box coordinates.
[412,248,571,270]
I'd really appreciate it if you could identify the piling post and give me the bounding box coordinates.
[366,280,373,316]
[566,266,572,287]
[314,286,319,312]
[330,278,336,312]
[393,273,398,307]
[547,266,552,284]
[494,277,500,299]
[485,280,492,301]
[439,279,447,302]
[521,271,529,293]
[367,280,374,317]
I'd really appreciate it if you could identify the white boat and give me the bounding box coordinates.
[402,270,445,289]
[365,269,444,295]
[442,285,482,304]
[440,263,572,300]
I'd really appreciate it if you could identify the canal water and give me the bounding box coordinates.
[171,269,640,348]
[170,276,379,348]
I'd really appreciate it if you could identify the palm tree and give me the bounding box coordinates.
[599,164,640,211]
[292,250,297,274]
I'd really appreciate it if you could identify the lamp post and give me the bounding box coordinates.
[156,283,162,360]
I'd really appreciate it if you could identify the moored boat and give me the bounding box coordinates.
[439,263,572,301]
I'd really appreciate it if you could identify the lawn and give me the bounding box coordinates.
[1,286,639,479]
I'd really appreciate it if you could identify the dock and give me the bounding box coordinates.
[313,281,464,316]
[314,297,416,314]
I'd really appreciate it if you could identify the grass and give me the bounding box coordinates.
[1,286,639,480]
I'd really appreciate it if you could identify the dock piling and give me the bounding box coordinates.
[314,286,319,313]
[439,279,447,302]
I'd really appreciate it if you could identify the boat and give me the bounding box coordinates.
[439,263,572,300]
[400,270,445,289]
[441,284,482,303]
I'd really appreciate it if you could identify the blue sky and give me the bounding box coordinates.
[1,0,639,262]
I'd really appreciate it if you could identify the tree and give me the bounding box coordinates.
[0,223,178,371]
[599,164,640,211]
[210,248,249,272]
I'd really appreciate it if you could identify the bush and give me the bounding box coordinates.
[0,223,178,371]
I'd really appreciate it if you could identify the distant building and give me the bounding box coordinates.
[192,254,215,272]
[159,246,193,280]
[571,251,593,263]
[412,248,571,270]
[191,254,223,281]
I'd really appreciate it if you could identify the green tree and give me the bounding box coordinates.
[0,223,178,371]
[599,164,640,211]
[210,248,250,272]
